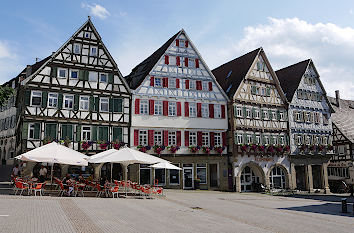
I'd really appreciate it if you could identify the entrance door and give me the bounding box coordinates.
[295,165,306,190]
[183,168,193,189]
[312,165,322,189]
[240,166,258,192]
[209,164,218,187]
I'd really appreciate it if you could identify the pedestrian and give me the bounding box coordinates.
[62,174,74,196]
[12,164,21,177]
[39,165,47,183]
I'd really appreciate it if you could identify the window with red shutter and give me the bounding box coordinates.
[185,80,189,89]
[210,132,215,147]
[197,103,202,117]
[222,132,226,146]
[177,131,181,146]
[176,39,179,47]
[184,57,188,67]
[150,76,154,86]
[185,41,188,47]
[163,130,169,146]
[209,104,214,118]
[221,105,226,118]
[163,77,168,87]
[163,101,168,116]
[195,59,199,68]
[176,56,180,66]
[135,99,140,114]
[177,102,181,116]
[185,131,189,146]
[148,130,154,146]
[197,131,202,146]
[149,100,154,115]
[164,55,169,65]
[196,81,202,90]
[134,130,139,146]
[176,79,180,88]
[184,102,189,117]
[208,82,213,91]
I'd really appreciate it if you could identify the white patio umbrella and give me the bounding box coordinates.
[15,142,88,183]
[89,147,169,195]
[149,162,182,170]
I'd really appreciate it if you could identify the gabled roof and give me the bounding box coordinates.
[328,96,354,143]
[276,59,310,102]
[124,31,180,89]
[211,48,261,98]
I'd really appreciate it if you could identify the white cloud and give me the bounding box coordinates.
[82,3,110,20]
[0,41,22,84]
[214,17,354,99]
[0,41,13,59]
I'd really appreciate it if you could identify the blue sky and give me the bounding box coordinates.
[1,0,354,98]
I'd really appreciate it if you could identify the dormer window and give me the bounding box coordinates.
[73,44,81,54]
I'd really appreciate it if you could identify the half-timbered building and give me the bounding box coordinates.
[276,59,333,193]
[212,48,290,192]
[0,18,131,178]
[125,29,229,190]
[327,91,354,191]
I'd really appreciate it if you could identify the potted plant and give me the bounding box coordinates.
[167,145,180,154]
[201,146,212,154]
[258,145,265,152]
[194,178,201,190]
[327,144,334,151]
[300,144,308,152]
[112,141,124,150]
[99,141,110,150]
[81,141,92,150]
[276,145,283,153]
[43,136,53,145]
[137,145,151,152]
[214,146,225,155]
[267,145,275,153]
[240,144,249,152]
[188,145,200,153]
[250,144,258,151]
[153,145,165,155]
[310,144,317,152]
[284,145,290,153]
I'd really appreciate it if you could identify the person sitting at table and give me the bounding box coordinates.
[87,173,93,182]
[39,165,47,183]
[12,164,21,177]
[62,174,74,196]
[100,176,107,187]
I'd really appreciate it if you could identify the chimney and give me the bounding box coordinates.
[35,57,40,62]
[25,65,32,78]
[335,90,340,107]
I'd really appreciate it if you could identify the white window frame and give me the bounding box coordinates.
[279,111,285,121]
[168,78,176,89]
[196,164,207,184]
[237,134,243,144]
[100,98,109,112]
[214,105,221,118]
[168,131,176,146]
[263,110,269,120]
[201,104,209,118]
[265,136,270,145]
[63,95,74,109]
[168,102,177,116]
[202,132,209,146]
[247,135,252,144]
[256,135,261,144]
[214,133,221,146]
[272,111,277,121]
[254,109,260,119]
[73,43,81,54]
[69,69,79,79]
[84,32,90,38]
[154,77,162,88]
[246,108,251,118]
[28,123,36,140]
[140,100,148,115]
[189,103,197,118]
[99,73,108,83]
[154,131,163,145]
[82,126,91,141]
[154,101,163,115]
[202,81,208,91]
[189,80,196,90]
[189,132,197,146]
[79,96,90,111]
[236,107,243,117]
[139,130,148,146]
[90,46,97,56]
[47,93,58,108]
[58,68,67,78]
[169,163,180,185]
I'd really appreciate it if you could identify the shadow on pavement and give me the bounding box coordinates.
[285,194,354,203]
[278,202,354,217]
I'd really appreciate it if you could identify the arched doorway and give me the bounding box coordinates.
[101,163,123,181]
[240,165,264,192]
[269,166,287,189]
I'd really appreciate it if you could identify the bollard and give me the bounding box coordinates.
[341,198,347,213]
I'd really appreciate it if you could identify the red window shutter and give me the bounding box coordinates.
[176,56,180,66]
[163,77,168,88]
[196,81,202,90]
[177,131,181,146]
[185,41,188,47]
[177,102,181,116]
[176,39,179,47]
[185,131,189,147]
[197,131,202,146]
[165,55,169,65]
[176,79,180,88]
[135,99,140,114]
[184,57,188,67]
[134,130,139,146]
[185,80,189,89]
[221,105,226,118]
[197,103,202,117]
[163,130,169,146]
[184,102,189,117]
[163,101,168,116]
[208,82,213,91]
[209,104,214,118]
[149,100,154,115]
[150,76,154,86]
[210,132,215,147]
[222,132,227,146]
[148,130,154,146]
[195,59,199,68]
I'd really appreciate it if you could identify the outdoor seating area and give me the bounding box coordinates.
[11,142,173,199]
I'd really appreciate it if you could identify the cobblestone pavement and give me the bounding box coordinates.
[0,190,353,233]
